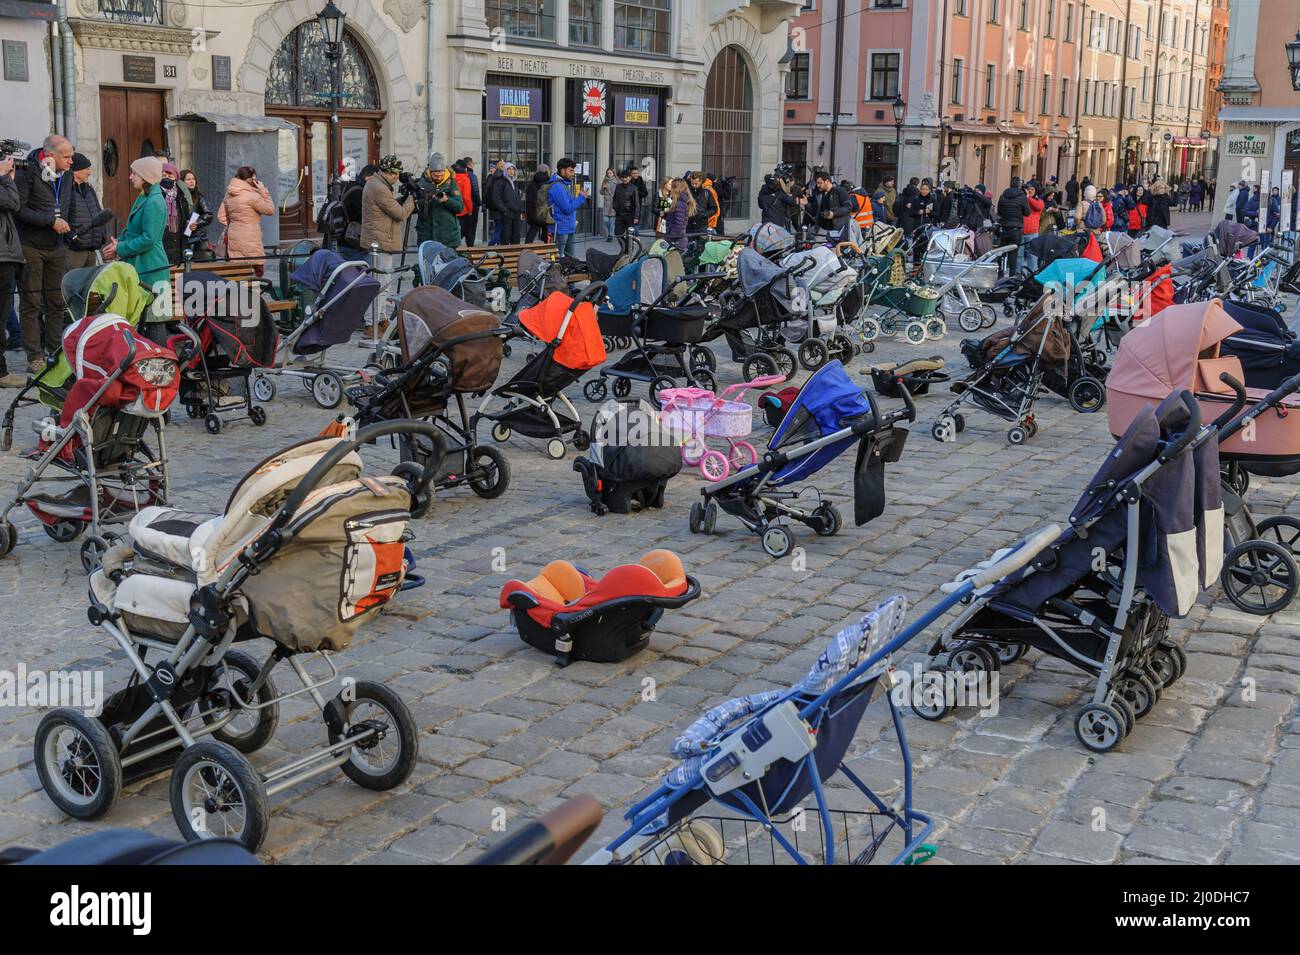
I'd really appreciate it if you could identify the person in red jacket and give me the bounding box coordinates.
[1097,189,1114,231]
[452,158,475,247]
[1021,181,1044,270]
[1128,186,1148,236]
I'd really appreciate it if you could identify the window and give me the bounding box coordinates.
[873,0,904,7]
[1083,78,1090,114]
[266,25,379,109]
[1015,69,1025,111]
[614,0,671,55]
[1060,76,1069,115]
[955,0,967,14]
[1184,21,1191,50]
[1111,82,1118,116]
[1065,3,1074,41]
[985,63,995,107]
[1018,0,1028,30]
[988,0,998,24]
[951,58,963,103]
[1108,17,1117,52]
[1041,73,1051,113]
[870,53,901,99]
[1142,65,1149,101]
[785,52,811,100]
[486,0,556,40]
[569,0,600,46]
[1046,0,1055,36]
[703,46,753,218]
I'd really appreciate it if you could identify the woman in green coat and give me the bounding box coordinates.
[104,157,169,339]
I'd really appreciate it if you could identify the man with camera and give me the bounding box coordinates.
[360,155,415,334]
[0,153,25,387]
[412,152,464,249]
[13,134,74,375]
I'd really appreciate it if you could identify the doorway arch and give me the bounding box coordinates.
[702,46,754,221]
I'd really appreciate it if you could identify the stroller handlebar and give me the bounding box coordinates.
[963,523,1062,590]
[573,281,608,307]
[1158,391,1203,463]
[1210,373,1249,433]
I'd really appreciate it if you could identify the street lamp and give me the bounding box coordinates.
[1287,31,1300,91]
[892,94,906,184]
[317,2,346,134]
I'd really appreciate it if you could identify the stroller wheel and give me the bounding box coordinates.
[649,375,677,409]
[1151,642,1187,687]
[1252,515,1300,560]
[858,317,881,342]
[797,338,830,371]
[932,416,958,443]
[612,377,633,399]
[925,318,946,341]
[250,374,276,403]
[35,708,122,820]
[0,520,15,557]
[469,446,511,498]
[491,422,512,443]
[249,406,268,427]
[328,681,419,791]
[910,664,953,721]
[692,368,718,394]
[702,501,718,535]
[1068,376,1105,414]
[1007,425,1029,446]
[689,500,704,534]
[682,437,707,466]
[185,403,200,420]
[1220,539,1299,615]
[947,642,1000,675]
[958,307,985,333]
[741,352,778,382]
[879,315,899,337]
[760,525,793,559]
[583,378,609,403]
[573,429,591,452]
[1074,703,1126,753]
[79,535,110,574]
[311,371,344,410]
[993,642,1025,664]
[775,348,798,382]
[689,345,717,373]
[810,503,842,537]
[904,322,927,345]
[171,740,269,849]
[201,650,281,753]
[1118,669,1160,720]
[43,519,85,544]
[829,334,854,365]
[728,441,758,472]
[546,438,567,460]
[204,413,222,435]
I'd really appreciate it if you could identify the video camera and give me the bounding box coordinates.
[399,170,450,205]
[0,139,31,171]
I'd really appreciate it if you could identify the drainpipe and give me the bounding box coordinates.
[935,0,949,185]
[1115,0,1132,184]
[426,0,435,156]
[1183,0,1201,179]
[57,0,76,143]
[828,0,845,178]
[1073,1,1087,178]
[50,21,63,137]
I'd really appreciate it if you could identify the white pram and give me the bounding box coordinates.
[781,245,862,370]
[921,227,1017,332]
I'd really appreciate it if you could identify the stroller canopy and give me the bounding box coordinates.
[1211,220,1258,257]
[62,262,153,326]
[1220,301,1300,389]
[768,360,874,487]
[289,248,350,292]
[781,246,856,299]
[699,239,738,267]
[396,285,502,391]
[1034,257,1107,301]
[519,291,607,371]
[419,241,473,290]
[749,223,795,256]
[289,250,382,354]
[737,247,787,298]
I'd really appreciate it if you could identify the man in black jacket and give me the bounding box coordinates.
[66,153,108,271]
[757,166,802,229]
[996,177,1031,272]
[495,163,524,244]
[341,164,377,251]
[808,171,853,238]
[957,185,992,231]
[0,155,25,387]
[14,135,74,374]
[687,171,717,235]
[611,168,641,235]
[1065,176,1079,210]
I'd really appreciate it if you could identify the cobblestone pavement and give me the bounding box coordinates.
[2,210,1299,865]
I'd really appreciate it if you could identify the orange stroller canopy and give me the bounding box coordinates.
[518,291,607,372]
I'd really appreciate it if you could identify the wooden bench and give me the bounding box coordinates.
[168,261,299,319]
[457,241,595,284]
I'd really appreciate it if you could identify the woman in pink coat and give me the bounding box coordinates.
[217,166,273,272]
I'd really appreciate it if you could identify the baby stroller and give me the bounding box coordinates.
[781,245,862,370]
[747,222,796,259]
[934,291,1096,446]
[585,594,945,865]
[0,263,179,571]
[858,251,945,346]
[36,422,441,849]
[583,231,645,283]
[477,285,608,459]
[582,249,717,404]
[574,398,683,515]
[689,361,914,558]
[914,391,1234,753]
[417,240,494,309]
[348,284,511,499]
[247,249,382,410]
[920,228,1016,332]
[1220,300,1300,389]
[174,271,279,434]
[709,248,802,382]
[505,250,571,350]
[500,549,700,666]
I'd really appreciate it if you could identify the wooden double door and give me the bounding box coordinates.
[98,87,168,235]
[268,108,383,239]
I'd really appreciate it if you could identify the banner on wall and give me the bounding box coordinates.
[577,79,608,125]
[614,93,662,127]
[487,86,538,122]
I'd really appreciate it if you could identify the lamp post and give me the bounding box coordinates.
[317,1,346,151]
[1287,31,1300,91]
[892,94,906,185]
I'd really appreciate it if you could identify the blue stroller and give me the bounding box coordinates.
[689,361,913,558]
[583,579,1041,865]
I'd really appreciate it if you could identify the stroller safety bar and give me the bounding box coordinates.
[952,523,1063,592]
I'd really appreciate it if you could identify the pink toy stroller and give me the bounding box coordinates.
[660,375,785,481]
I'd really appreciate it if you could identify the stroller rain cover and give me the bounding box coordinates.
[519,291,607,371]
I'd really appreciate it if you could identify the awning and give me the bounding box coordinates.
[1173,137,1207,148]
[169,112,298,134]
[946,121,1042,137]
[1218,107,1300,124]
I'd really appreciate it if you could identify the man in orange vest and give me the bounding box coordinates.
[851,187,875,231]
[702,174,723,234]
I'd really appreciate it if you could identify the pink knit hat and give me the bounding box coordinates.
[130,156,164,185]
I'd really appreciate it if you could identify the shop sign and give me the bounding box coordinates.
[615,93,660,127]
[488,85,538,122]
[1226,134,1269,157]
[578,79,608,126]
[122,55,155,84]
[1287,128,1300,160]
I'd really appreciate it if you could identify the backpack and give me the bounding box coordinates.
[538,187,555,226]
[316,196,348,246]
[1084,200,1105,230]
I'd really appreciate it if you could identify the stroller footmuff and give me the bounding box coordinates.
[500,549,701,666]
[870,356,948,397]
[574,399,682,514]
[34,423,440,849]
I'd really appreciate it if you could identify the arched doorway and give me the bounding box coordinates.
[702,46,753,223]
[265,23,384,237]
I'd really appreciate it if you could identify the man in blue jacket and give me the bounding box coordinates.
[547,157,589,258]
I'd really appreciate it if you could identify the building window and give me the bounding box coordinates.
[1142,66,1148,101]
[703,45,753,218]
[1108,17,1117,52]
[874,0,904,7]
[569,0,601,47]
[97,0,164,25]
[785,52,811,100]
[1065,2,1074,41]
[614,0,671,55]
[1060,76,1069,115]
[1018,0,1028,30]
[1015,69,1025,111]
[870,52,901,99]
[951,58,963,103]
[985,63,995,108]
[486,0,556,41]
[1046,0,1055,37]
[988,0,998,24]
[1083,78,1090,114]
[265,24,379,109]
[955,0,966,14]
[1041,73,1051,114]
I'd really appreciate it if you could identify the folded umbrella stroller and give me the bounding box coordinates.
[248,249,382,410]
[348,284,511,499]
[476,285,608,458]
[1219,300,1300,389]
[913,391,1232,753]
[574,398,683,515]
[689,360,914,558]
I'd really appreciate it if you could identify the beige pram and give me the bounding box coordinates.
[32,421,444,850]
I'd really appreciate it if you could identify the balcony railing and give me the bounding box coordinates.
[97,0,164,25]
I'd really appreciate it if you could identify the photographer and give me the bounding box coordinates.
[0,154,24,387]
[757,165,803,229]
[14,134,73,375]
[361,155,414,335]
[546,158,588,259]
[413,152,464,248]
[66,153,109,271]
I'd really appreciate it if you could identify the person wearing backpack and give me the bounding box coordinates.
[1075,183,1105,234]
[525,165,551,243]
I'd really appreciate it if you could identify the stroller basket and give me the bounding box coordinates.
[921,259,1000,289]
[660,388,753,439]
[643,306,709,344]
[614,808,920,866]
[872,285,940,316]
